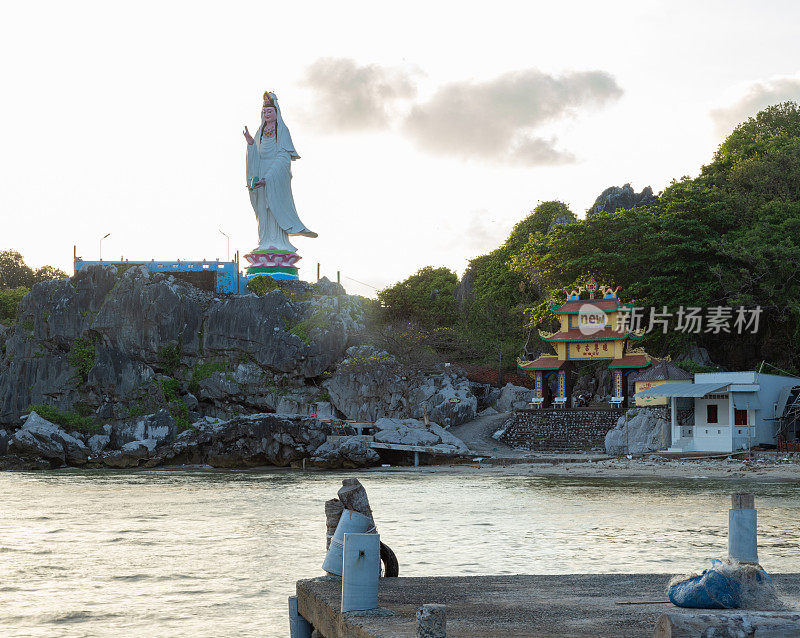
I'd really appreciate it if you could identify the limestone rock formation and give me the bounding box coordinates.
[604,408,670,454]
[109,410,177,448]
[587,183,658,217]
[144,413,329,468]
[372,417,470,454]
[324,346,477,427]
[493,383,535,411]
[0,265,368,428]
[7,411,89,467]
[308,436,381,469]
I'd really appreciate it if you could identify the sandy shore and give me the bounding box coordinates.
[372,454,800,481]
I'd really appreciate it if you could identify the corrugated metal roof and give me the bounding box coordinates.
[634,382,728,398]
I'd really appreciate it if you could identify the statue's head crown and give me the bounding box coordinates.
[263,92,276,109]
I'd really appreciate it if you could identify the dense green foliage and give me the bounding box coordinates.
[28,404,101,434]
[67,337,97,383]
[0,250,67,289]
[374,203,575,370]
[510,102,800,371]
[157,342,182,376]
[377,103,800,374]
[0,251,68,325]
[0,287,29,324]
[246,274,280,296]
[378,266,459,326]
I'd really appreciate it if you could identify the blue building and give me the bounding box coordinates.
[74,259,250,294]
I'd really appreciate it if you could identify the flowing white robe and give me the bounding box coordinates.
[246,102,316,253]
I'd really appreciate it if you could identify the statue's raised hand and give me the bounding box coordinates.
[243,126,254,145]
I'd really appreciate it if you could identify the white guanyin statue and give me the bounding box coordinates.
[243,91,316,279]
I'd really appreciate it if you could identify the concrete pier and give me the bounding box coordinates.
[297,573,800,637]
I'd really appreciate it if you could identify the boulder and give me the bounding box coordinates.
[309,436,380,469]
[0,428,8,455]
[412,374,478,428]
[109,410,177,449]
[103,439,156,468]
[494,383,534,411]
[87,434,110,455]
[7,411,89,466]
[604,408,669,455]
[144,413,328,468]
[374,419,440,447]
[373,417,470,453]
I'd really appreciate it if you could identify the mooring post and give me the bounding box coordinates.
[341,532,380,612]
[288,595,312,638]
[417,603,446,637]
[322,509,373,575]
[729,493,758,563]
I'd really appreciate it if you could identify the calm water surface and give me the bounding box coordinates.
[1,469,800,637]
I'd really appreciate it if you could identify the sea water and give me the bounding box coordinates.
[1,469,800,637]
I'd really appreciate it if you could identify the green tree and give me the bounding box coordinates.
[0,250,35,289]
[33,265,68,284]
[0,287,29,324]
[0,250,67,289]
[378,266,458,326]
[509,101,800,371]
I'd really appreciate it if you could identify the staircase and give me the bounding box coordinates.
[499,408,623,452]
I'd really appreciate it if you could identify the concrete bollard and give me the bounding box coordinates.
[729,493,758,563]
[322,509,374,576]
[288,595,312,638]
[341,532,380,612]
[417,603,446,637]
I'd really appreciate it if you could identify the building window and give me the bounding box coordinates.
[707,404,719,424]
[734,409,748,426]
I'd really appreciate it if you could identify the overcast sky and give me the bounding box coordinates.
[2,1,800,296]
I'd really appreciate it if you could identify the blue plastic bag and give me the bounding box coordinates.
[668,559,741,609]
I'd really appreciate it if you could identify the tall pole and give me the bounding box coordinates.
[99,233,110,261]
[219,229,230,261]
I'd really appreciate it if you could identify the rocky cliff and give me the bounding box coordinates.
[0,265,366,427]
[0,266,476,469]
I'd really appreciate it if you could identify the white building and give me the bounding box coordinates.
[634,371,800,453]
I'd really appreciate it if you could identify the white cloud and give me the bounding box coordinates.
[300,57,418,131]
[403,69,622,165]
[711,74,800,138]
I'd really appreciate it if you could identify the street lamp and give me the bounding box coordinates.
[219,229,230,261]
[100,233,111,261]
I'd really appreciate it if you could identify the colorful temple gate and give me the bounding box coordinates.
[518,278,652,408]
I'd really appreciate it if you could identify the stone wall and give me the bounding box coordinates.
[500,408,623,452]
